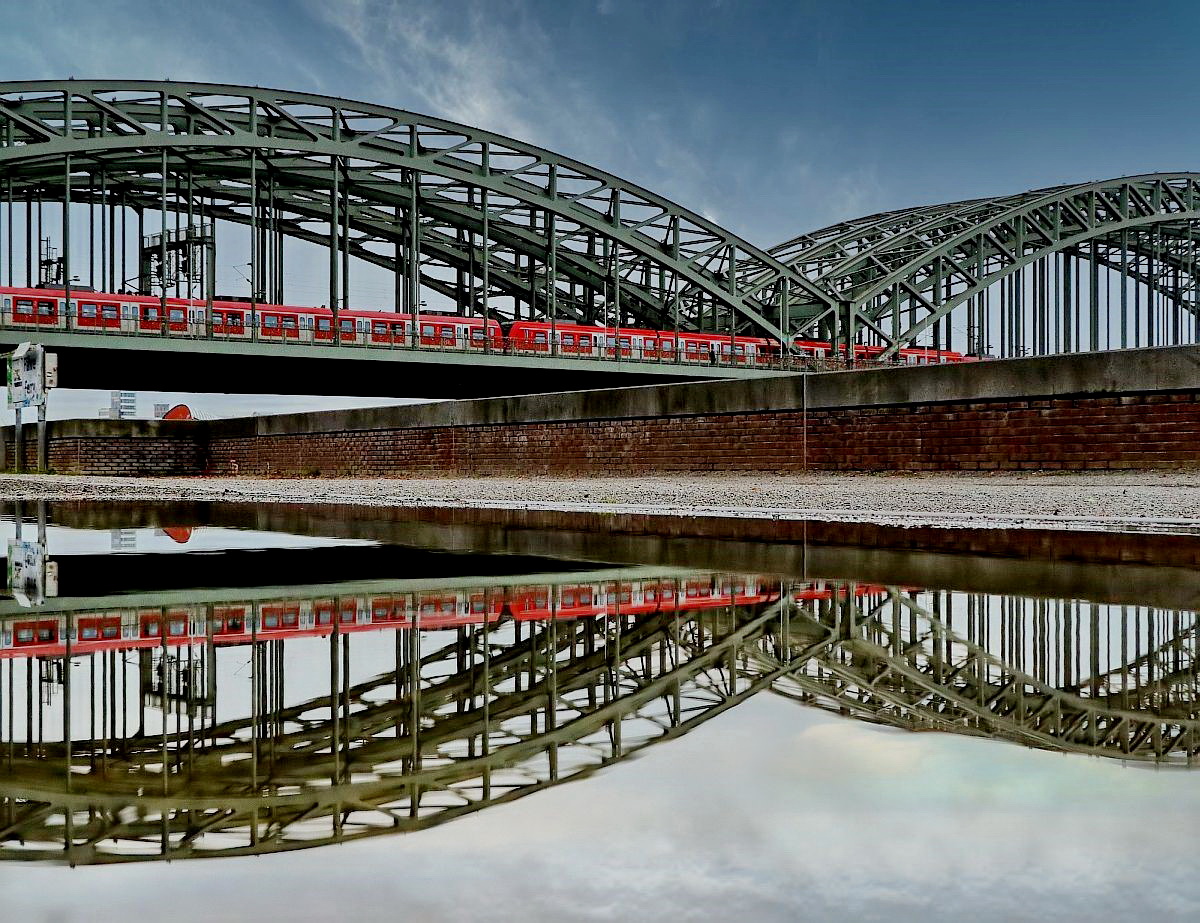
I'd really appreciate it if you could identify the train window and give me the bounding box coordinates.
[470,328,485,341]
[81,303,98,318]
[227,312,243,326]
[169,309,185,323]
[563,591,576,605]
[340,319,354,332]
[144,306,160,320]
[15,299,32,314]
[579,335,592,347]
[264,615,280,628]
[579,592,592,605]
[533,332,547,344]
[168,620,186,636]
[102,304,118,319]
[300,316,312,329]
[144,622,160,636]
[282,316,297,330]
[661,340,675,352]
[213,311,224,324]
[471,600,485,613]
[562,334,575,345]
[102,624,119,639]
[16,628,33,643]
[316,318,331,331]
[439,326,452,336]
[618,338,630,348]
[421,324,435,336]
[357,319,369,332]
[373,321,387,334]
[317,611,332,625]
[263,315,279,329]
[37,301,54,316]
[395,324,407,337]
[605,336,616,347]
[81,627,99,640]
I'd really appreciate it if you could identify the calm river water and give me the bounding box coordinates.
[0,501,1196,922]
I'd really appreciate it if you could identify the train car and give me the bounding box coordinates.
[507,321,779,366]
[791,334,970,366]
[0,286,504,351]
[0,574,791,659]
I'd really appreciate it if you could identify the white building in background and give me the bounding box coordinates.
[98,391,137,420]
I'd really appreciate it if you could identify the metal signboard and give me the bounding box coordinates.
[5,343,58,409]
[7,539,58,608]
[7,342,43,408]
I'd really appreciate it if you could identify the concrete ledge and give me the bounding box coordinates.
[211,343,1200,437]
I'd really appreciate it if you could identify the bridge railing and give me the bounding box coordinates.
[0,306,928,374]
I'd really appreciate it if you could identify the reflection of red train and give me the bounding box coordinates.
[0,285,970,366]
[0,577,896,659]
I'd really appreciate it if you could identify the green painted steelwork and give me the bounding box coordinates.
[771,174,1200,358]
[0,80,834,344]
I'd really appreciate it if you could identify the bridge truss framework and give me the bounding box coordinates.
[0,80,1196,366]
[0,579,1194,864]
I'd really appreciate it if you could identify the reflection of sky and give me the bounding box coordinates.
[1,693,1196,922]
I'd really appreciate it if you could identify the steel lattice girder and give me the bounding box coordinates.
[0,79,835,339]
[0,603,787,863]
[766,588,1200,763]
[768,174,1200,355]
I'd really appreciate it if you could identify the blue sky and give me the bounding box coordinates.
[11,0,1198,245]
[5,0,1199,415]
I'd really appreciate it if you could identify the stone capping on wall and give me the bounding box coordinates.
[209,342,1200,438]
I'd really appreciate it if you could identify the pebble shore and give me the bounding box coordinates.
[1,471,1199,533]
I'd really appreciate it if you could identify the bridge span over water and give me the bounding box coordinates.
[0,80,1196,396]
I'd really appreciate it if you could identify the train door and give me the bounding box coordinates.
[188,306,206,336]
[77,300,101,329]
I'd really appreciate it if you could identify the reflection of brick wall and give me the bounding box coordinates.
[205,391,1200,476]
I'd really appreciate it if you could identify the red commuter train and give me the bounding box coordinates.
[0,285,971,366]
[0,576,901,661]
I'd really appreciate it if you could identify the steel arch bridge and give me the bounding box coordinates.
[0,77,1195,391]
[0,576,1195,863]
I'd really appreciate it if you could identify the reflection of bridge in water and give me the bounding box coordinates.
[0,572,1196,864]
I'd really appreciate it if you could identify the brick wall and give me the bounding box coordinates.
[7,347,1200,476]
[0,421,204,476]
[205,390,1200,476]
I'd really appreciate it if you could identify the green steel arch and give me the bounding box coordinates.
[771,173,1200,358]
[0,79,834,340]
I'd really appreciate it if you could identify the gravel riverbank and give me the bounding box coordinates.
[1,471,1199,533]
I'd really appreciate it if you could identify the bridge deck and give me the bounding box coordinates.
[0,327,793,398]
